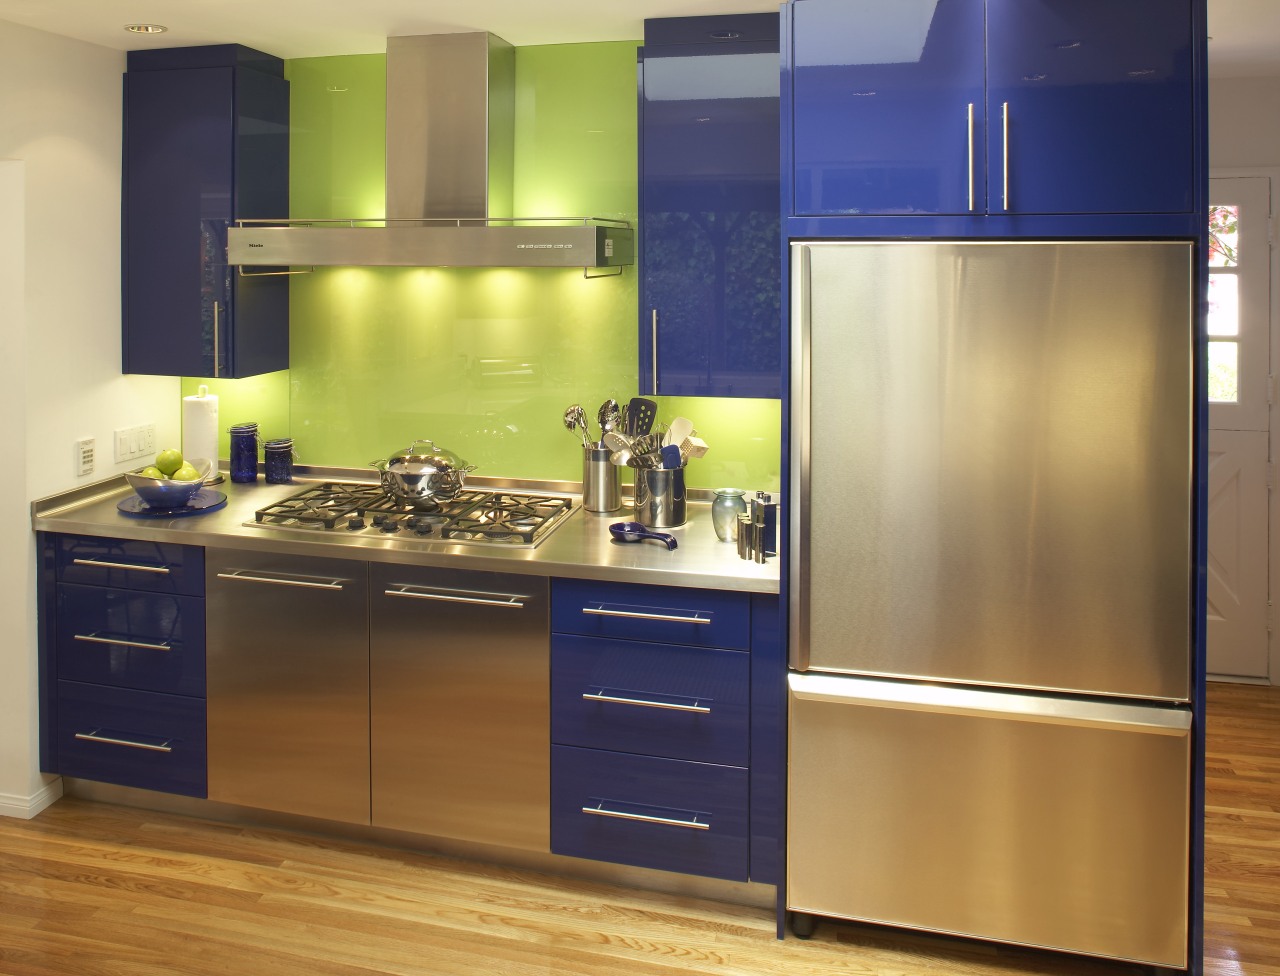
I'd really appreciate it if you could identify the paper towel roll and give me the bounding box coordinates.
[182,385,220,476]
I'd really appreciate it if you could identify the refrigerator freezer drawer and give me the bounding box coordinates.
[787,673,1190,968]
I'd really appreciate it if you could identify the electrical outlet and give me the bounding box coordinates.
[75,437,95,477]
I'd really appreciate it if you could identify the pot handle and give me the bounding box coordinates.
[369,459,388,470]
[409,439,438,453]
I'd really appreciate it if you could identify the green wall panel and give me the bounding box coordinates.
[185,42,781,495]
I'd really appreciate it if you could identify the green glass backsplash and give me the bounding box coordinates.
[184,43,781,493]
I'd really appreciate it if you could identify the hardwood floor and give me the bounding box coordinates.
[0,681,1275,976]
[1203,681,1280,976]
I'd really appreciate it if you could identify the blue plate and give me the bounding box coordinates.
[117,488,227,518]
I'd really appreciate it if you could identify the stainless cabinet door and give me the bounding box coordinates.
[206,550,370,824]
[370,564,549,851]
[790,240,1194,700]
[787,672,1191,967]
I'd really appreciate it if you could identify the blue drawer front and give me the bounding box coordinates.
[56,584,205,697]
[56,681,207,797]
[552,635,748,766]
[551,579,750,650]
[55,534,204,596]
[551,745,748,881]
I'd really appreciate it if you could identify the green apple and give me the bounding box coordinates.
[138,465,165,480]
[169,462,202,482]
[154,448,184,476]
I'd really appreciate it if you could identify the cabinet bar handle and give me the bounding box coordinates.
[384,586,526,609]
[213,300,222,378]
[74,633,171,652]
[582,606,711,625]
[582,802,710,831]
[72,558,170,575]
[651,308,659,396]
[1001,101,1010,211]
[582,690,711,714]
[216,571,345,590]
[74,730,173,753]
[966,102,975,211]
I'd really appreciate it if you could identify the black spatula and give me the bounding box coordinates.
[626,397,657,436]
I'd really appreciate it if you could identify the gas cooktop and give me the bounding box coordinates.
[246,482,575,548]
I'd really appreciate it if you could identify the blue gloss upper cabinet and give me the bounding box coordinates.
[789,0,1196,218]
[986,0,1194,215]
[122,46,289,378]
[639,15,781,399]
[792,0,986,216]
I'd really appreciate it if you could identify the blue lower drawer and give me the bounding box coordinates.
[57,584,205,697]
[55,681,206,798]
[551,745,748,881]
[552,635,749,766]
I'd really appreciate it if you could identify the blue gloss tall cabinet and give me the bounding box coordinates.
[122,45,289,379]
[779,1,1209,972]
[638,15,782,398]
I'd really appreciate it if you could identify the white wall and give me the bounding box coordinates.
[0,19,180,816]
[1209,76,1280,169]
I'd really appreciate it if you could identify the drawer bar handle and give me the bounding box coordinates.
[582,691,710,714]
[73,729,173,753]
[74,633,171,652]
[72,558,170,575]
[582,606,711,625]
[582,802,710,831]
[216,571,346,590]
[384,586,526,609]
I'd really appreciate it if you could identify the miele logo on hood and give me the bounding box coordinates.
[516,243,575,249]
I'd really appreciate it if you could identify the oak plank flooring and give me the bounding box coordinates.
[0,681,1276,976]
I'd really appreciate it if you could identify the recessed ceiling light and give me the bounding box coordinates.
[125,24,168,34]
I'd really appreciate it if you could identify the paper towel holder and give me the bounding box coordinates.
[184,384,225,486]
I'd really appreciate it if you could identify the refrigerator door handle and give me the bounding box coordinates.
[788,672,1192,736]
[789,244,813,671]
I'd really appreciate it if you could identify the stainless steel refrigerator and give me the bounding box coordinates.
[787,240,1194,968]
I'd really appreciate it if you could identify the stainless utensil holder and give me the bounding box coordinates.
[633,467,686,528]
[582,446,621,514]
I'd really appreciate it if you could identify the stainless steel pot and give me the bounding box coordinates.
[370,439,477,510]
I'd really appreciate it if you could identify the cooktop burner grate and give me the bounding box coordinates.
[249,482,574,547]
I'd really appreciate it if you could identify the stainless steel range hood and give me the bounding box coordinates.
[227,33,632,271]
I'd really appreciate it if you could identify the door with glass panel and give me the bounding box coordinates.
[1206,177,1271,678]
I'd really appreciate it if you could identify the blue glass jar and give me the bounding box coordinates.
[228,422,260,483]
[264,438,295,485]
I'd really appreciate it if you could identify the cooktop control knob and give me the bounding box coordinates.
[347,516,366,530]
[409,517,434,536]
[380,519,401,533]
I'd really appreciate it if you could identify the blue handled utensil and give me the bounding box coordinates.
[609,521,678,550]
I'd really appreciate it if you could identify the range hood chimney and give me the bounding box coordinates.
[227,32,632,271]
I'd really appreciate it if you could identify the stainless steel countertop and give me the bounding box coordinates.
[31,470,780,594]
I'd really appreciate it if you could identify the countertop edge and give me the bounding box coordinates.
[31,474,781,596]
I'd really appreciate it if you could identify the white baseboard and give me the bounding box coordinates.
[0,778,63,819]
